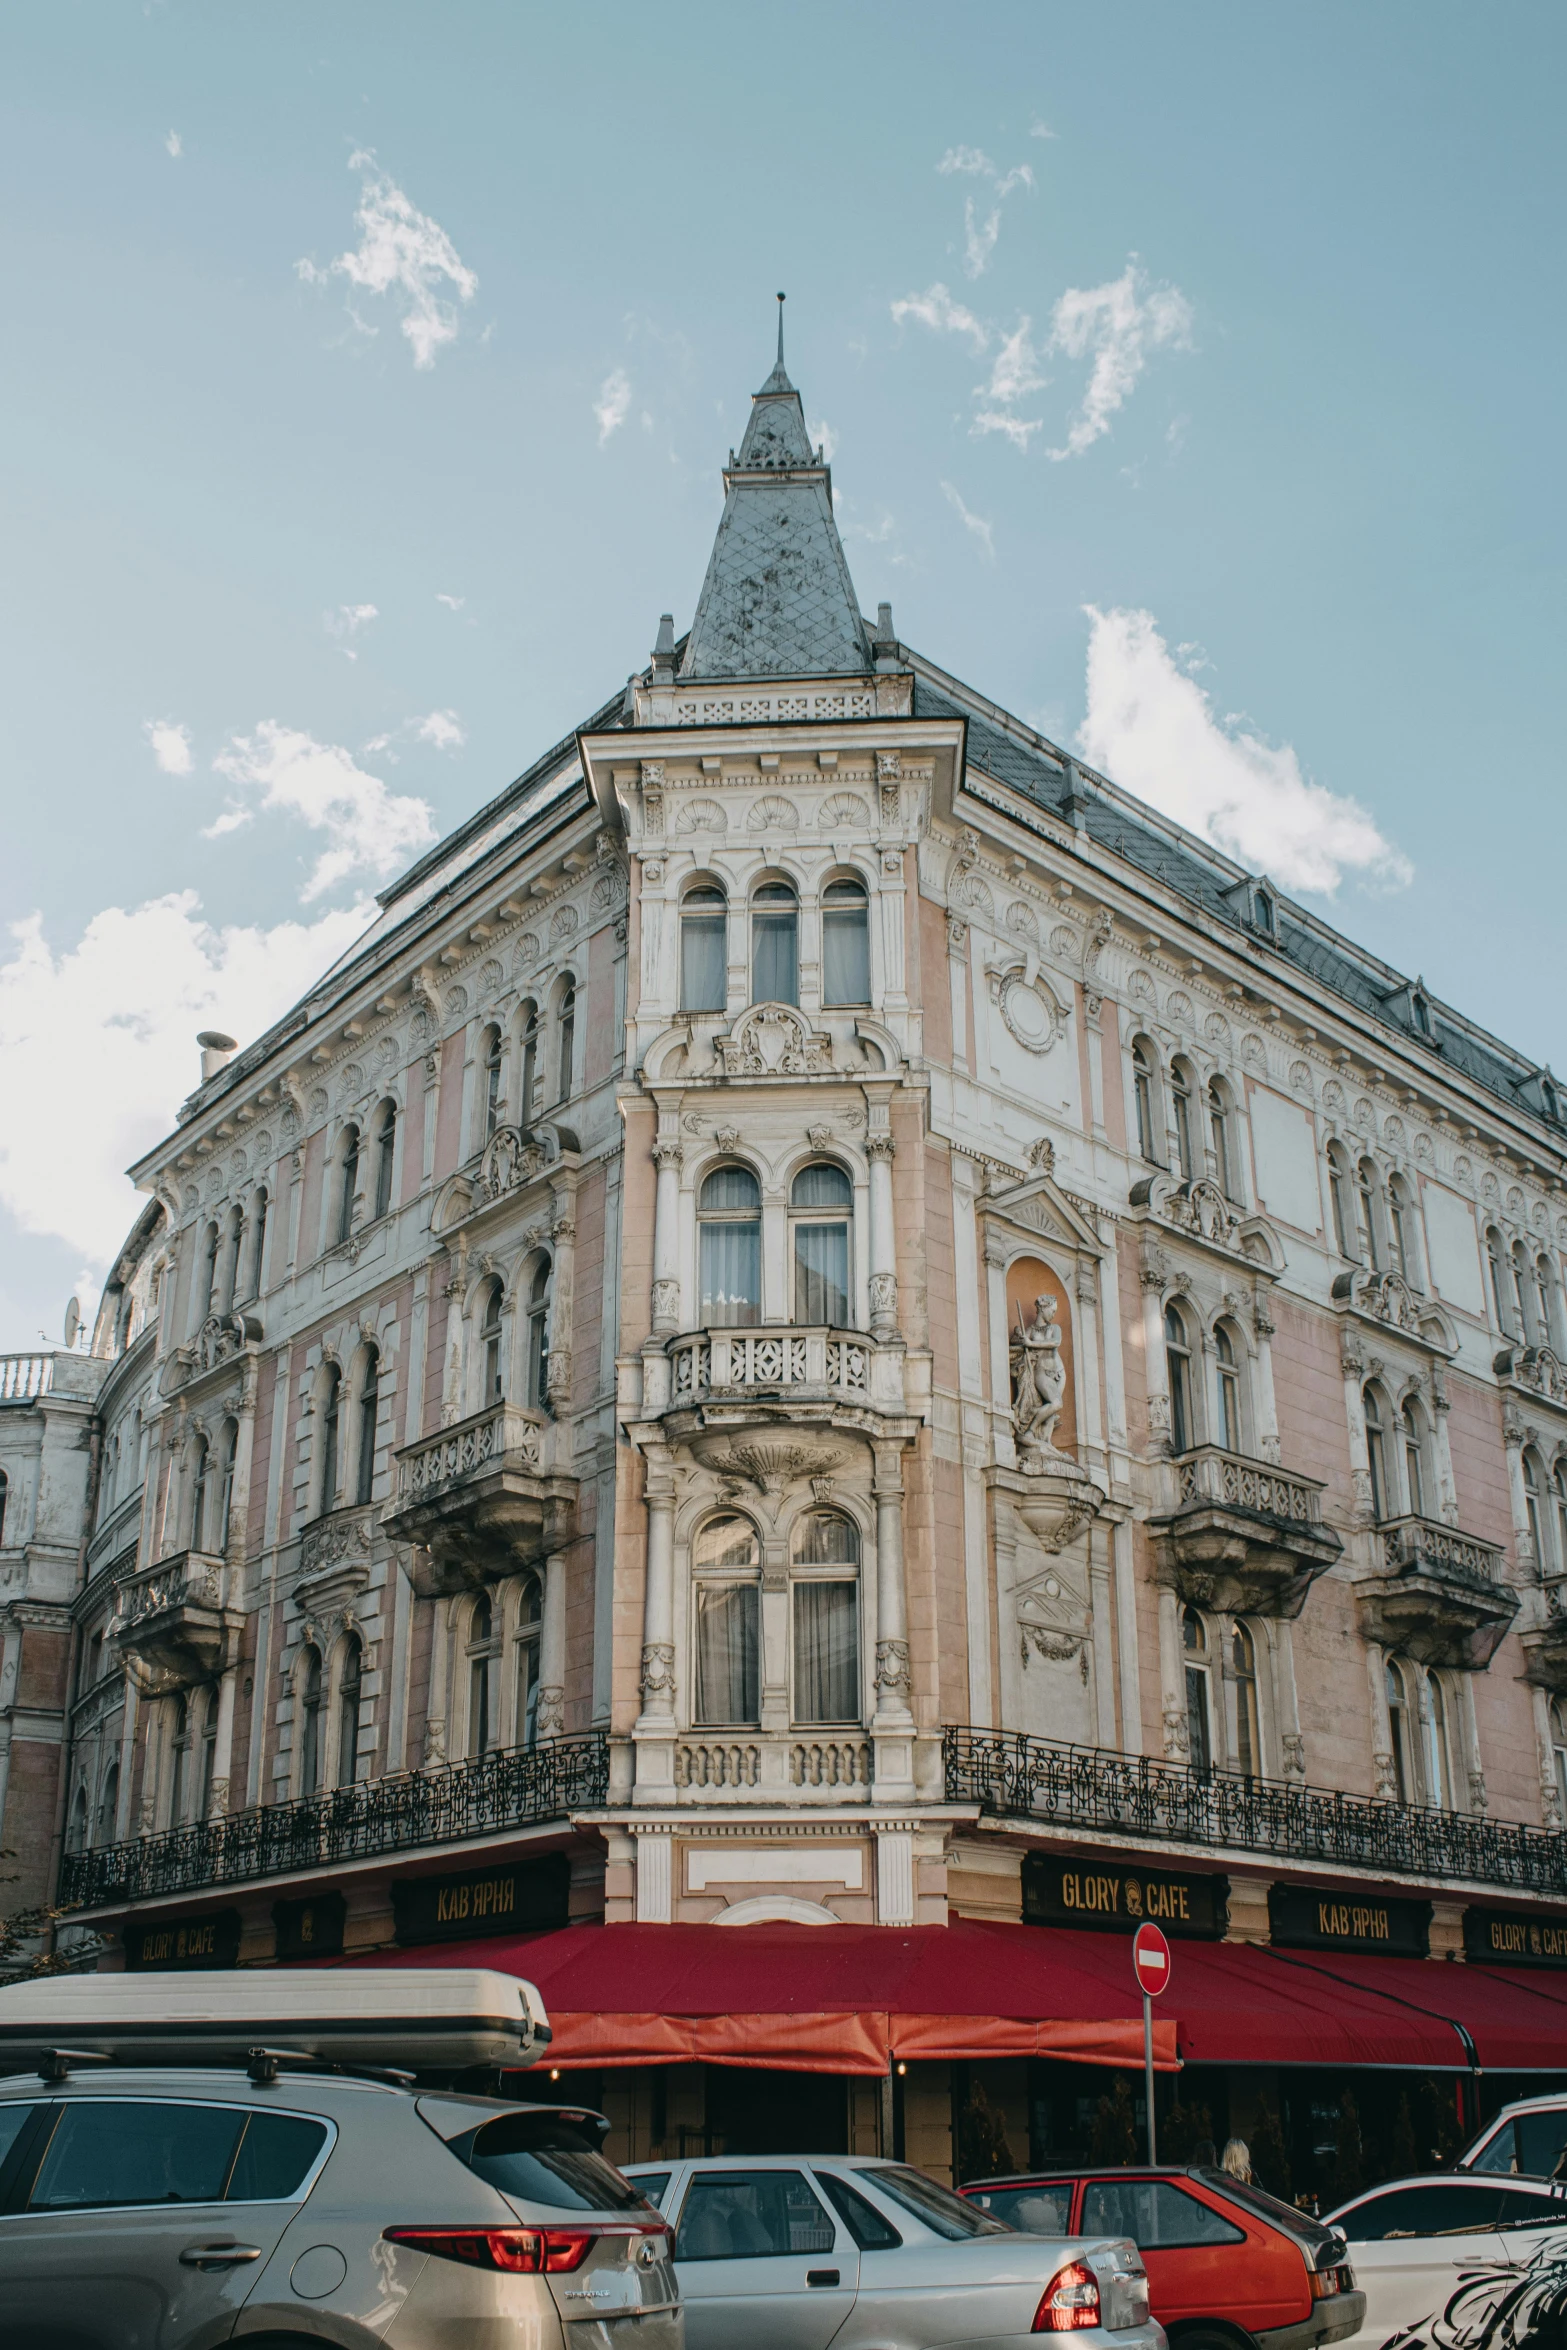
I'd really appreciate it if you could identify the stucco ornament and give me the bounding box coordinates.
[1010,1293,1068,1470]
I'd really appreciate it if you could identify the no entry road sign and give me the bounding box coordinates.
[1132,1921,1172,1997]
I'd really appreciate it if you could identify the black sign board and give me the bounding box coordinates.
[1464,1908,1567,1968]
[1024,1855,1227,1939]
[1269,1886,1430,1957]
[125,1909,241,1970]
[273,1892,346,1963]
[391,1852,569,1947]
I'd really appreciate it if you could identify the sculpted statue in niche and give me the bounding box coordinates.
[1011,1292,1069,1469]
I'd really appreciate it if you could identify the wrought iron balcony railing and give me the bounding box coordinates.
[943,1725,1567,1897]
[60,1730,609,1911]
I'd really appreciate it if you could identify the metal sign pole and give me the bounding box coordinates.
[1143,1988,1156,2164]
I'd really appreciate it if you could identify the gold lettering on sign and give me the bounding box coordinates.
[1316,1901,1389,1942]
[436,1876,515,1926]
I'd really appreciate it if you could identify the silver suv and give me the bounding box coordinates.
[0,2062,679,2349]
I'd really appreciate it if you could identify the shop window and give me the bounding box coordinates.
[791,1162,852,1326]
[791,1510,861,1726]
[751,881,799,1007]
[821,877,871,1006]
[680,884,729,1013]
[698,1166,762,1328]
[692,1514,761,1728]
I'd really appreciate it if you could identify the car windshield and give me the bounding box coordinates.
[450,2111,653,2214]
[865,2166,1012,2239]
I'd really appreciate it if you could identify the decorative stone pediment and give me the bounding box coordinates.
[715,1002,833,1077]
[161,1310,262,1396]
[983,1149,1102,1260]
[1129,1173,1284,1274]
[432,1124,574,1238]
[1331,1267,1456,1355]
[1495,1344,1567,1414]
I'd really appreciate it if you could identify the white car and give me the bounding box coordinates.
[1460,2095,1567,2181]
[626,2151,1166,2350]
[1324,2172,1567,2350]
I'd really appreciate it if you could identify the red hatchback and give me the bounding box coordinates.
[958,2168,1363,2350]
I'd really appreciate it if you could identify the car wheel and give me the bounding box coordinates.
[1172,2329,1254,2350]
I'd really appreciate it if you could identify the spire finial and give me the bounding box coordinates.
[776,291,786,370]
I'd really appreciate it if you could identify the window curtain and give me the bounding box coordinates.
[794,1223,850,1325]
[793,1581,859,1723]
[752,912,798,1006]
[681,915,727,1012]
[700,1221,761,1325]
[822,907,870,1006]
[693,1581,760,1725]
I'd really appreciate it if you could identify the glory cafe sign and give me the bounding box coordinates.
[1023,1858,1225,1938]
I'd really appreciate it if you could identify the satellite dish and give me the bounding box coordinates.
[63,1297,80,1349]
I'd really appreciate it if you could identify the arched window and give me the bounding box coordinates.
[1214,1323,1243,1453]
[1328,1145,1356,1260]
[1208,1079,1237,1201]
[317,1364,341,1516]
[1363,1385,1390,1520]
[692,1514,761,1728]
[1386,1659,1412,1803]
[0,1467,8,1547]
[698,1166,762,1328]
[1512,1242,1533,1343]
[680,884,729,1013]
[298,1647,322,1795]
[97,1760,119,1846]
[515,1574,542,1746]
[791,1510,861,1726]
[1356,1159,1381,1269]
[199,1686,219,1817]
[1554,1461,1567,1576]
[336,1126,360,1247]
[479,1281,505,1404]
[189,1434,211,1551]
[168,1693,191,1827]
[822,877,871,1007]
[525,1261,551,1410]
[1182,1607,1212,1773]
[197,1220,220,1319]
[219,1204,244,1314]
[373,1101,397,1219]
[1232,1622,1261,1780]
[481,1024,504,1140]
[67,1785,88,1855]
[555,984,576,1104]
[1525,1450,1551,1571]
[1486,1227,1512,1334]
[519,1002,540,1128]
[1132,1039,1159,1164]
[246,1187,269,1300]
[1254,891,1275,937]
[468,1594,498,1756]
[355,1349,379,1507]
[751,880,799,1007]
[1164,1303,1195,1455]
[1387,1177,1418,1290]
[1170,1061,1197,1183]
[791,1162,852,1326]
[1538,1257,1557,1352]
[215,1417,238,1551]
[1426,1671,1453,1810]
[336,1637,362,1788]
[1402,1400,1429,1520]
[1552,1698,1567,1822]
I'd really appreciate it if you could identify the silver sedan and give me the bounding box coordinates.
[625,2151,1166,2350]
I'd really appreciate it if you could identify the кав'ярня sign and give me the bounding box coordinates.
[1023,1855,1226,1938]
[1269,1885,1430,1957]
[391,1852,569,1946]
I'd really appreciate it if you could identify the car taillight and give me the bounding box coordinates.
[1034,2259,1103,2332]
[1311,2263,1354,2299]
[384,2224,668,2275]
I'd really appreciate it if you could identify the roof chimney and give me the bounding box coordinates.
[651,613,676,684]
[197,1030,237,1084]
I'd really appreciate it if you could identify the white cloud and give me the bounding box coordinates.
[941,480,994,561]
[1078,606,1411,898]
[972,410,1044,451]
[144,719,193,776]
[939,145,994,177]
[165,130,182,159]
[335,602,378,633]
[890,282,990,354]
[0,893,370,1269]
[963,200,1003,279]
[1030,119,1056,139]
[808,417,837,461]
[979,318,1049,405]
[435,592,464,611]
[1047,260,1193,460]
[937,148,1033,275]
[414,709,465,750]
[594,368,632,444]
[210,722,435,900]
[297,151,477,370]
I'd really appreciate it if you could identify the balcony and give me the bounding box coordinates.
[382,1400,577,1589]
[1149,1445,1343,1619]
[944,1726,1567,1898]
[672,1733,874,1800]
[109,1550,243,1685]
[639,1326,920,1476]
[59,1731,610,1912]
[1521,1578,1567,1692]
[1355,1514,1517,1670]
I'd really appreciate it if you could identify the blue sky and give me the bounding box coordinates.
[2,1,1564,1347]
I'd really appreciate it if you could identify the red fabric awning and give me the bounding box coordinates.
[1263,1947,1567,2073]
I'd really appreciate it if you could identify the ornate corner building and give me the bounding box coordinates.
[9,330,1567,2179]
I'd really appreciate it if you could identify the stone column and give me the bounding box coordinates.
[537,1549,568,1740]
[1365,1645,1397,1800]
[650,1141,683,1336]
[546,1182,576,1414]
[1340,1334,1373,1527]
[984,1230,1016,1470]
[1250,1291,1281,1463]
[1532,1685,1562,1827]
[1273,1621,1305,1780]
[636,1449,678,1731]
[867,1134,898,1339]
[1431,1365,1460,1528]
[1141,1266,1172,1452]
[1112,1517,1143,1755]
[947,915,971,1073]
[1074,1257,1105,1471]
[424,1597,451,1767]
[1459,1672,1488,1815]
[1082,989,1107,1140]
[207,1665,237,1819]
[871,1442,913,1731]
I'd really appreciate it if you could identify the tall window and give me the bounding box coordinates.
[555,984,576,1103]
[1232,1622,1261,1780]
[0,1468,7,1547]
[246,1187,269,1299]
[1554,1461,1567,1577]
[318,1365,341,1515]
[1208,1080,1236,1201]
[516,1575,542,1746]
[751,881,799,1006]
[482,1025,504,1139]
[373,1101,397,1219]
[67,1786,88,1855]
[692,1515,761,1727]
[1553,1698,1567,1821]
[1389,1177,1419,1287]
[215,1418,238,1551]
[168,1694,190,1827]
[791,1162,852,1325]
[1538,1257,1558,1351]
[219,1205,244,1313]
[1355,1159,1381,1269]
[519,1002,539,1127]
[336,1126,360,1246]
[1426,1672,1452,1810]
[479,1282,505,1403]
[336,1637,362,1788]
[792,1510,860,1725]
[680,884,728,1013]
[298,1646,322,1796]
[1328,1146,1356,1260]
[1512,1242,1533,1342]
[1524,1450,1550,1571]
[355,1350,379,1507]
[1171,1062,1196,1183]
[1214,1323,1242,1453]
[1386,1659,1411,1802]
[1363,1385,1390,1520]
[525,1261,551,1409]
[698,1166,762,1327]
[468,1594,498,1756]
[822,877,871,1006]
[197,1221,220,1318]
[199,1687,218,1818]
[1487,1227,1512,1334]
[1132,1040,1159,1164]
[1165,1304,1194,1454]
[1183,1607,1212,1773]
[97,1760,119,1846]
[1402,1401,1428,1520]
[189,1435,211,1551]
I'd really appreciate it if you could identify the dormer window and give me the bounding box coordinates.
[1412,991,1432,1039]
[1254,891,1275,936]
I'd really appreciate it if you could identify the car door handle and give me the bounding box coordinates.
[807,2269,841,2287]
[180,2243,263,2268]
